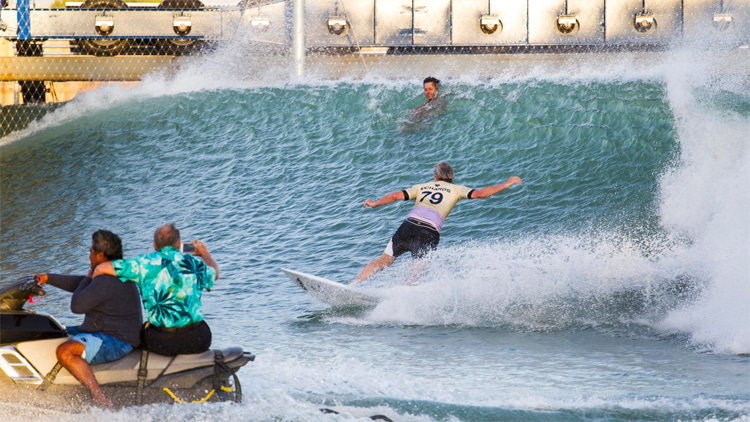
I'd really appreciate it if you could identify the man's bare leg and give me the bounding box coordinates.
[405,257,430,285]
[352,254,396,285]
[56,340,112,406]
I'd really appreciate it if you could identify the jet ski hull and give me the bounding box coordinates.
[0,277,254,406]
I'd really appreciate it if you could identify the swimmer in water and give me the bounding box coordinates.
[416,76,441,110]
[406,76,447,126]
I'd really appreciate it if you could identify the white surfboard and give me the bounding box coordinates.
[282,268,383,307]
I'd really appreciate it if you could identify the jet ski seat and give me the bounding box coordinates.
[15,338,249,386]
[163,347,246,376]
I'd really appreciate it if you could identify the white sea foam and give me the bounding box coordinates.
[232,348,750,415]
[343,232,697,331]
[655,48,750,355]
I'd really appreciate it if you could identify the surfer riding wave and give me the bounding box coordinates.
[352,161,522,286]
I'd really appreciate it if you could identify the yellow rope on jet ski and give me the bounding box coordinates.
[162,386,234,404]
[162,387,214,403]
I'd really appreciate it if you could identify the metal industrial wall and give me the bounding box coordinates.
[303,0,748,48]
[0,0,746,50]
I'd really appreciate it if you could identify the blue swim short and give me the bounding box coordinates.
[67,326,134,365]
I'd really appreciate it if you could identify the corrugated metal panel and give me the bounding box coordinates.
[373,0,450,46]
[683,0,721,39]
[528,0,566,44]
[374,0,412,45]
[728,0,750,42]
[413,0,450,45]
[341,0,376,46]
[566,0,605,43]
[644,0,683,40]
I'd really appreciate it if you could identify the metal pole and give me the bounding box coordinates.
[17,0,30,40]
[292,0,305,79]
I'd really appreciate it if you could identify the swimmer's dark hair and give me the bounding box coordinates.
[423,76,440,86]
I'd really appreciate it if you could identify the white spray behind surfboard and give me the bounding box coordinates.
[655,48,750,354]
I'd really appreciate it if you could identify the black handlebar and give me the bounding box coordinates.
[0,276,46,311]
[27,281,46,297]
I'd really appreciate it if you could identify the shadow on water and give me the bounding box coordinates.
[294,307,374,325]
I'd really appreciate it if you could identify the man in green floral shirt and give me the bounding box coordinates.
[94,223,219,356]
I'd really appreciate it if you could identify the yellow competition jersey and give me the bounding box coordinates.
[402,181,475,233]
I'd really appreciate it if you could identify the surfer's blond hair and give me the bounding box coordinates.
[434,161,454,183]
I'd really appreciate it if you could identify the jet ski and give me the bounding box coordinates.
[0,276,254,407]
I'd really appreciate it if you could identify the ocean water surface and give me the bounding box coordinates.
[1,44,749,421]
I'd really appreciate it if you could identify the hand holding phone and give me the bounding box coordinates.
[182,242,196,254]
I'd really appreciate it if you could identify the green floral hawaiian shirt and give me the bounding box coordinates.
[112,246,216,328]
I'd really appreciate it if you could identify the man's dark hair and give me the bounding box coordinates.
[424,76,440,86]
[92,230,123,261]
[154,223,181,250]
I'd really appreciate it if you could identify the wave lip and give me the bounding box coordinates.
[656,47,750,356]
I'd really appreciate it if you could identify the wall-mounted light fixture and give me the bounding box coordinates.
[173,15,192,36]
[633,14,656,33]
[95,14,114,36]
[327,16,349,36]
[251,17,270,31]
[479,14,502,35]
[713,13,733,32]
[556,15,579,35]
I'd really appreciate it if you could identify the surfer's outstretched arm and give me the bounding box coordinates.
[363,190,407,208]
[470,177,522,199]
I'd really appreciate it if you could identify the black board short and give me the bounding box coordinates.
[387,217,440,259]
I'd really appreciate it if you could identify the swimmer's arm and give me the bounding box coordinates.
[363,191,407,208]
[470,177,522,199]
